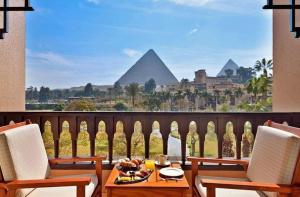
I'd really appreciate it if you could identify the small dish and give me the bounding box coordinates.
[155,161,171,167]
[159,167,184,179]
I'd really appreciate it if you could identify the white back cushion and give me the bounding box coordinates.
[0,124,50,181]
[247,126,300,197]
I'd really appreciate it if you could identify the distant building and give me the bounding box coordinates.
[193,59,242,93]
[117,49,179,86]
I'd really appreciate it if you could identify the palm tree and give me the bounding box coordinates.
[125,83,140,110]
[234,87,244,98]
[257,76,272,100]
[246,78,259,103]
[174,90,184,111]
[224,89,233,101]
[254,58,273,77]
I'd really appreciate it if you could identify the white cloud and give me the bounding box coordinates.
[26,49,72,66]
[122,48,143,58]
[187,28,198,35]
[86,0,100,5]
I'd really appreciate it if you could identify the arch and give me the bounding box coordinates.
[59,121,72,158]
[77,121,90,157]
[131,121,145,159]
[149,121,163,159]
[186,121,200,157]
[168,121,181,161]
[222,121,237,158]
[42,121,54,158]
[242,121,254,158]
[204,121,218,157]
[113,121,127,160]
[95,121,108,158]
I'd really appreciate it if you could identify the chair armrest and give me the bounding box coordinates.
[0,183,8,191]
[7,177,91,190]
[49,156,106,165]
[201,179,292,194]
[49,156,105,183]
[187,157,249,167]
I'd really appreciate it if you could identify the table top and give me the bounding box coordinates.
[105,164,190,189]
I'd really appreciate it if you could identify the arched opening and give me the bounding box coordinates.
[113,121,127,160]
[77,121,90,157]
[204,121,218,157]
[168,121,181,161]
[149,121,163,159]
[242,121,254,158]
[131,121,145,159]
[95,121,108,159]
[186,121,200,157]
[222,122,236,158]
[59,121,72,158]
[42,121,54,158]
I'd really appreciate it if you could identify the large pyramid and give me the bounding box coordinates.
[217,59,240,77]
[117,49,179,85]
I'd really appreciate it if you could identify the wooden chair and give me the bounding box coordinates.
[188,121,300,197]
[0,121,105,197]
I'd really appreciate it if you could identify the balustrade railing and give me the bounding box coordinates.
[1,112,300,169]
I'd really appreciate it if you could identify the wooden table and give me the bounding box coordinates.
[105,164,190,197]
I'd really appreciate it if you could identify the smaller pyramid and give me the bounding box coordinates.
[217,59,240,77]
[117,49,178,85]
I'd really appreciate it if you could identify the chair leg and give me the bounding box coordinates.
[77,186,85,197]
[206,187,216,197]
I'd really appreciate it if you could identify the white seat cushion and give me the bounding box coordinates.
[247,126,300,197]
[195,175,266,197]
[0,124,51,197]
[27,174,98,197]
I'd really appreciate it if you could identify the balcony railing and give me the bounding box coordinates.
[1,112,300,169]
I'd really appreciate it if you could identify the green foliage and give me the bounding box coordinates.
[39,86,51,103]
[54,104,65,111]
[144,78,156,93]
[255,58,273,77]
[113,102,128,111]
[125,83,140,110]
[237,67,256,84]
[84,83,93,96]
[113,82,123,98]
[65,99,96,111]
[220,103,230,112]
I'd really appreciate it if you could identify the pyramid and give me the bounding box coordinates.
[217,59,240,77]
[117,49,179,85]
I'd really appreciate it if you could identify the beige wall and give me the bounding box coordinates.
[0,0,25,111]
[273,0,300,112]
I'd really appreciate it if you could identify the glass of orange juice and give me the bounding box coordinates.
[145,160,155,171]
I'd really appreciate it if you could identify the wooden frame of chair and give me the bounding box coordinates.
[0,120,105,197]
[188,121,300,197]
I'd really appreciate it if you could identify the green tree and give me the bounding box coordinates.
[254,58,273,77]
[39,86,51,103]
[84,83,93,96]
[113,82,123,99]
[125,83,140,110]
[246,78,260,103]
[237,67,256,84]
[65,99,96,111]
[113,102,128,111]
[144,78,156,93]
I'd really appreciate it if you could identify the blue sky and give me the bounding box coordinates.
[26,0,272,89]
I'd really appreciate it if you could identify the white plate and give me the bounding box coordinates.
[159,167,184,178]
